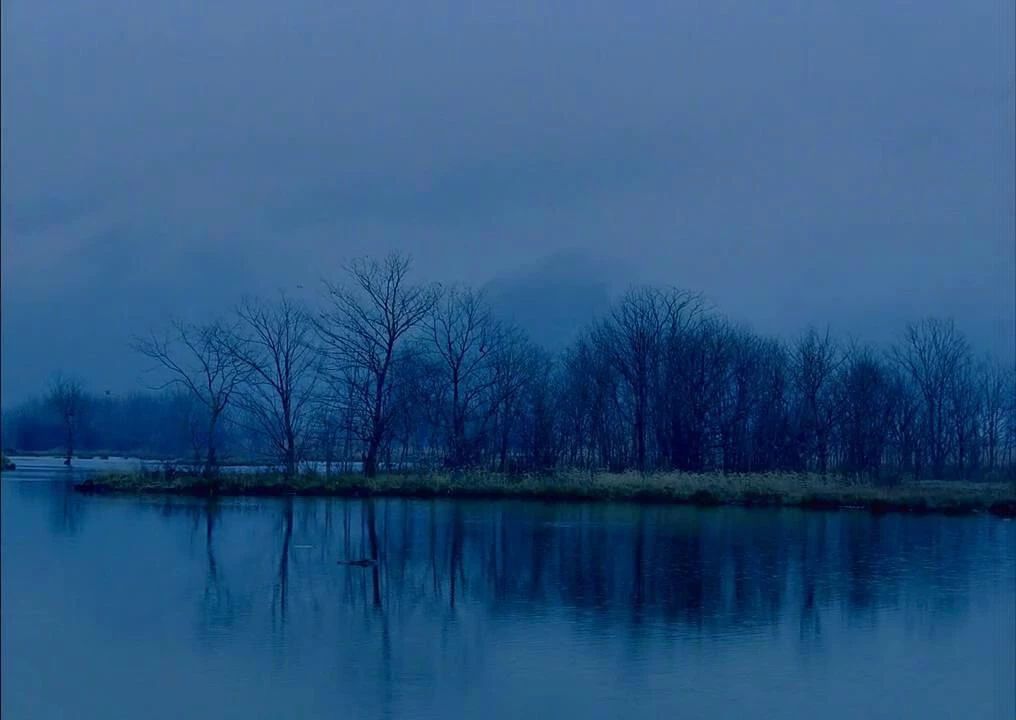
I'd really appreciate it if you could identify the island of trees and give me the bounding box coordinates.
[3,254,1014,496]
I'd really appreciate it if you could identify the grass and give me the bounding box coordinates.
[74,469,1016,518]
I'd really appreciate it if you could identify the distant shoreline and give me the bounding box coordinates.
[73,470,1016,518]
[1,451,264,466]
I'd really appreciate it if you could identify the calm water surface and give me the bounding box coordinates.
[2,459,1014,719]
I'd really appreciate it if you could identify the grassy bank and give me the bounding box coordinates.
[74,469,1016,517]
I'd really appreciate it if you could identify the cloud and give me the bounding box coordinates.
[2,0,1013,404]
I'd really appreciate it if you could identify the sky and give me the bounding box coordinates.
[2,0,1014,406]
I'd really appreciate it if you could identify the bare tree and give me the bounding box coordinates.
[47,375,85,465]
[310,398,342,477]
[835,346,892,480]
[661,316,732,471]
[559,332,628,470]
[489,325,541,471]
[948,359,980,479]
[595,288,703,472]
[716,327,765,473]
[230,294,317,477]
[978,360,1013,475]
[13,248,1015,484]
[892,319,970,479]
[791,328,841,474]
[884,366,922,480]
[428,286,501,468]
[603,289,663,472]
[133,320,246,477]
[750,339,794,472]
[317,253,438,477]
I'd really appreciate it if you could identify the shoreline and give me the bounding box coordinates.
[73,470,1016,518]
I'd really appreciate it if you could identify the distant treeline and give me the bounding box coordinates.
[1,388,245,461]
[4,253,1014,482]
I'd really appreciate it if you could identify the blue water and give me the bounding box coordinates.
[2,459,1013,719]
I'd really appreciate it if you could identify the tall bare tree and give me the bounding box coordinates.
[47,374,85,466]
[317,253,438,477]
[948,359,980,479]
[661,316,733,471]
[595,288,702,472]
[133,320,246,477]
[892,319,970,479]
[716,327,765,473]
[835,346,892,480]
[791,328,841,473]
[489,325,542,471]
[978,360,1013,475]
[428,287,501,468]
[230,294,317,477]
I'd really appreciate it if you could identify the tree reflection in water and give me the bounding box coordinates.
[111,493,1008,712]
[140,499,1004,639]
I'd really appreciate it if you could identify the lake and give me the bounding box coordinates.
[2,458,1014,719]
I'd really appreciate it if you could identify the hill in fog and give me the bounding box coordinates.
[484,250,623,351]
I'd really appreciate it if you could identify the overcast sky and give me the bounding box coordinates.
[2,0,1014,406]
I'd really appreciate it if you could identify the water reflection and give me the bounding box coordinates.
[4,470,1013,719]
[108,495,1006,649]
[11,479,89,538]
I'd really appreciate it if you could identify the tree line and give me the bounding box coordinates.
[3,253,1014,483]
[2,382,214,462]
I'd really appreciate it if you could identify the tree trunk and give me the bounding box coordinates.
[64,421,74,466]
[634,391,647,473]
[364,443,379,478]
[204,411,220,479]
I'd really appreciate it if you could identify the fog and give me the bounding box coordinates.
[2,0,1013,406]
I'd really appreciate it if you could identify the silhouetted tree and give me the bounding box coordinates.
[978,360,1014,476]
[835,347,892,480]
[892,319,971,479]
[427,287,500,468]
[790,328,841,474]
[660,317,732,471]
[317,253,438,477]
[488,326,543,471]
[46,374,85,465]
[10,250,1014,483]
[134,320,246,477]
[594,288,703,472]
[230,294,317,476]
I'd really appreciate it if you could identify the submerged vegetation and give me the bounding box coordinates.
[75,469,1016,517]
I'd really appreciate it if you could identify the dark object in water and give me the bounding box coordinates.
[337,558,376,567]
